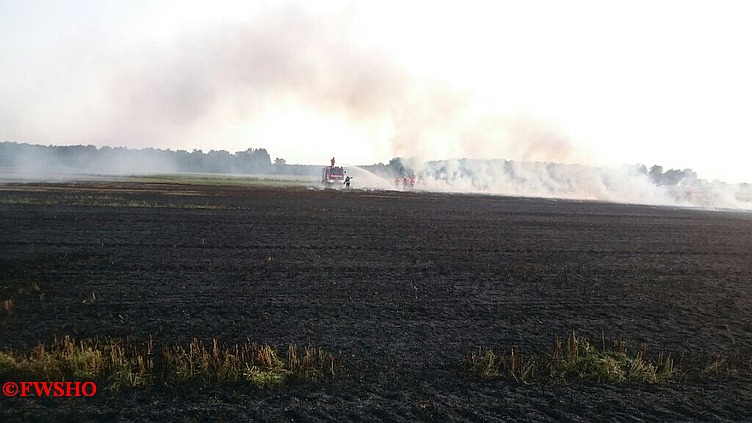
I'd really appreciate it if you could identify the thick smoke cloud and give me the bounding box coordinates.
[386,158,752,210]
[94,7,410,147]
[1,4,594,167]
[3,4,750,210]
[459,113,576,164]
[93,5,578,167]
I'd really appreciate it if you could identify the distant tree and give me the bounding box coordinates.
[662,169,681,185]
[387,157,405,176]
[254,149,272,170]
[173,150,192,172]
[235,149,254,173]
[680,168,698,183]
[648,165,664,184]
[205,150,234,173]
[188,149,205,172]
[646,165,698,186]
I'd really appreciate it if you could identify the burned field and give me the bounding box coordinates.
[1,181,752,421]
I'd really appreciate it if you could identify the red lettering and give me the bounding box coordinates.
[13,380,96,397]
[82,382,97,397]
[53,382,65,396]
[33,382,53,396]
[66,381,82,397]
[20,381,32,397]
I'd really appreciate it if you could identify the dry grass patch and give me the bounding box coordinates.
[466,332,743,385]
[0,335,339,392]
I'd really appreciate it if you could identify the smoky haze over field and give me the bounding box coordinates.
[2,142,751,210]
[0,6,599,164]
[393,158,752,210]
[93,8,409,148]
[2,6,751,209]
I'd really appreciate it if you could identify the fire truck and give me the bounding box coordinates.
[322,157,346,186]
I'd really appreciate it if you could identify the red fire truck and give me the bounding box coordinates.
[322,157,346,186]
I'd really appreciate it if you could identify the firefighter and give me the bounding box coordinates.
[394,176,401,189]
[344,176,352,189]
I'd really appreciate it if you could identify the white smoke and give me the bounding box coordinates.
[385,158,752,210]
[2,3,750,210]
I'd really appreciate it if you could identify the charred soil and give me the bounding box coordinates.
[1,181,752,421]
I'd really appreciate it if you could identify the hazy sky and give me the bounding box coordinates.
[1,0,751,182]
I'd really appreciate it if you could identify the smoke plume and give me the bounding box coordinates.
[89,5,584,168]
[385,158,752,210]
[93,6,410,148]
[3,4,750,210]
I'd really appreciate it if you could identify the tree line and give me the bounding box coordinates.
[0,142,726,188]
[0,142,275,174]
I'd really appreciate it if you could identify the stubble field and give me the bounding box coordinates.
[1,181,751,421]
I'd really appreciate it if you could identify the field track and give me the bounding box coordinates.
[2,181,752,421]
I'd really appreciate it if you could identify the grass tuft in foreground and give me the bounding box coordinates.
[466,332,743,385]
[0,335,339,391]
